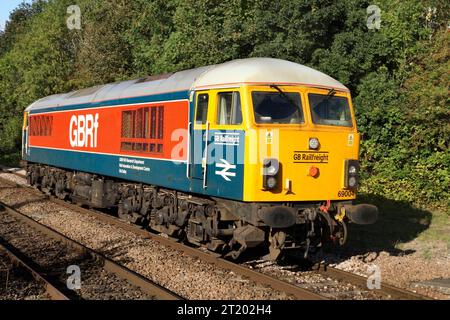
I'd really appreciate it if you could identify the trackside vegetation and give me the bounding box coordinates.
[0,0,448,212]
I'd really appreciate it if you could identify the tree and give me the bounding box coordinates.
[72,0,134,86]
[0,0,46,57]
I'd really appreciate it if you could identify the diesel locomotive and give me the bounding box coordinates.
[22,58,378,260]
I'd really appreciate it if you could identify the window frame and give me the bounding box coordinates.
[194,92,210,127]
[249,87,306,127]
[216,91,243,126]
[307,92,355,129]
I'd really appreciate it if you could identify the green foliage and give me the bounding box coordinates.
[0,0,448,210]
[72,0,134,86]
[0,1,46,56]
[0,116,21,151]
[355,28,449,211]
[125,0,177,75]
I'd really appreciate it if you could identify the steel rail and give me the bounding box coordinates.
[0,239,69,300]
[314,263,428,300]
[0,165,25,178]
[0,197,181,300]
[52,196,326,300]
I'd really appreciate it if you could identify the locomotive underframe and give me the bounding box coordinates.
[26,163,349,260]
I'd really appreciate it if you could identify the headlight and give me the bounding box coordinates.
[348,176,357,187]
[344,159,359,189]
[309,137,319,150]
[263,158,280,191]
[266,176,277,189]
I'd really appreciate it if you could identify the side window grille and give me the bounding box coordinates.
[120,105,165,154]
[29,115,53,136]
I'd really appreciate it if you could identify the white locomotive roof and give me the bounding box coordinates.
[26,58,347,111]
[191,58,347,90]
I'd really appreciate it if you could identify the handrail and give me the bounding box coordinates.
[202,121,210,189]
[186,122,191,178]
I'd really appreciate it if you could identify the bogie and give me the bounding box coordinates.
[25,163,351,260]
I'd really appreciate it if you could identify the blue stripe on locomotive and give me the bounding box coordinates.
[27,135,244,200]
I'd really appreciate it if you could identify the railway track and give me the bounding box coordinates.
[314,263,427,300]
[0,237,69,300]
[0,196,181,300]
[244,258,428,300]
[0,169,429,300]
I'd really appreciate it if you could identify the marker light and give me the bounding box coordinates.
[348,176,357,187]
[308,166,319,178]
[266,177,277,189]
[266,164,277,175]
[309,137,319,150]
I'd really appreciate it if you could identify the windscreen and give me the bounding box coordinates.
[252,91,304,124]
[309,93,353,127]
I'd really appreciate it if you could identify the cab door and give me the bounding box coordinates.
[207,90,246,199]
[189,91,210,188]
[188,89,246,200]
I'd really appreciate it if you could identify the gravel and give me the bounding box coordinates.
[0,180,292,300]
[313,250,450,300]
[244,260,385,300]
[0,250,48,300]
[0,209,154,300]
[1,172,448,300]
[0,172,27,185]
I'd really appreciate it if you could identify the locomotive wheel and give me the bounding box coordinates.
[117,205,133,222]
[263,230,286,260]
[55,180,67,200]
[334,220,347,246]
[117,205,145,225]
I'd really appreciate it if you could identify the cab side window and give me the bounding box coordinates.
[195,93,209,124]
[217,92,242,125]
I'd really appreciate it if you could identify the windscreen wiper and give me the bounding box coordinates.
[327,88,336,97]
[269,84,299,111]
[319,88,337,105]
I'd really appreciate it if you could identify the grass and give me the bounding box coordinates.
[409,211,450,259]
[346,193,449,258]
[415,212,450,243]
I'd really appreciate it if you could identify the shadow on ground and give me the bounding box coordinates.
[96,238,136,265]
[310,193,433,265]
[268,194,435,269]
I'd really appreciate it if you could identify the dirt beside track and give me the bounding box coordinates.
[320,250,450,299]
